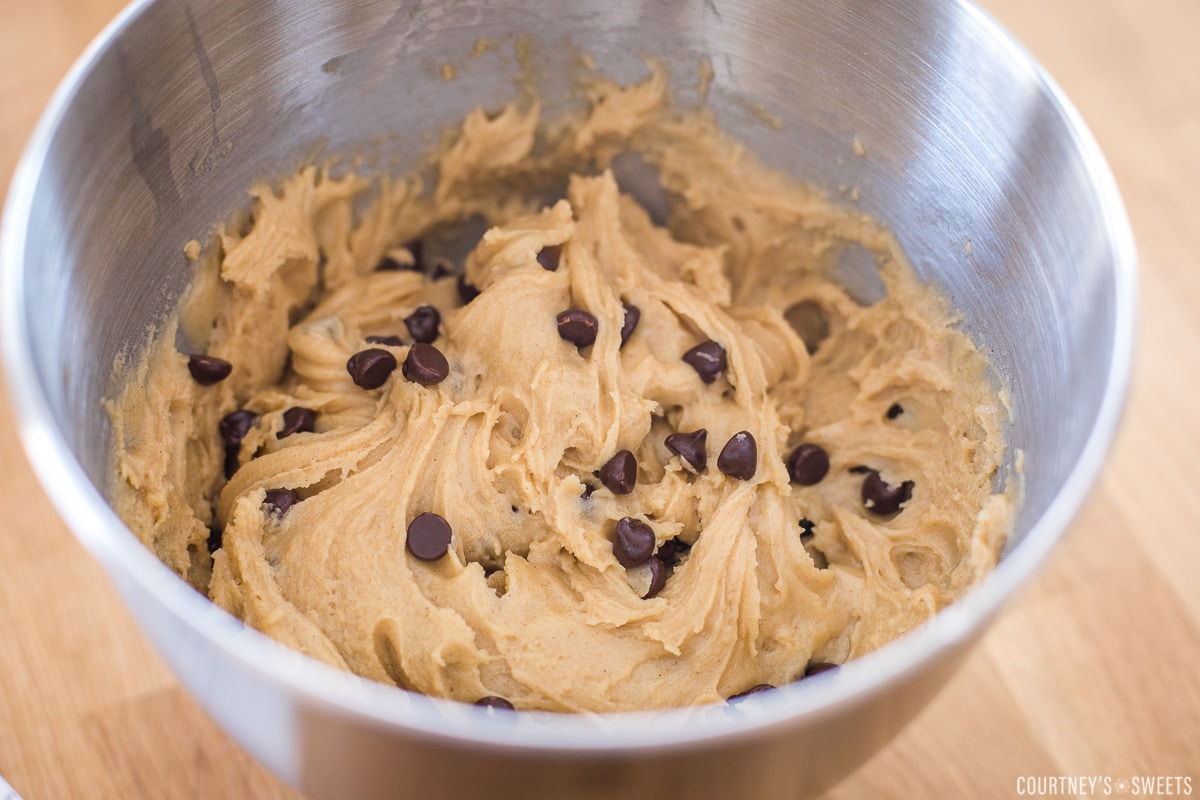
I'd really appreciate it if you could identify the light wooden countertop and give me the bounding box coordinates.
[1,1,1197,797]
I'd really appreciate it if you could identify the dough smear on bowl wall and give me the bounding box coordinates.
[107,66,1016,713]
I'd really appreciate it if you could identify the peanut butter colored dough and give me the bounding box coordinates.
[108,70,1015,712]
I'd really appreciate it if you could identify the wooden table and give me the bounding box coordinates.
[1,1,1197,797]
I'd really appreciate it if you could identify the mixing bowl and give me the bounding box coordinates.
[0,0,1135,797]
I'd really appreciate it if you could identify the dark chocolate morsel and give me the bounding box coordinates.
[537,244,562,271]
[717,431,757,481]
[206,525,223,553]
[665,429,708,473]
[613,517,656,568]
[656,537,691,567]
[475,696,515,710]
[682,340,727,384]
[861,470,914,515]
[581,483,598,500]
[188,354,232,385]
[787,443,830,486]
[643,556,667,599]
[404,305,441,344]
[556,309,598,349]
[346,348,398,390]
[407,512,453,561]
[457,275,480,304]
[729,684,776,703]
[278,407,316,439]
[803,662,840,679]
[886,403,904,420]
[620,302,641,348]
[264,488,300,516]
[219,409,258,448]
[220,409,258,480]
[365,335,405,347]
[403,343,450,385]
[598,450,637,495]
[798,518,816,542]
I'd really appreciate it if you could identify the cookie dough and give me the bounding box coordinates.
[108,69,1014,712]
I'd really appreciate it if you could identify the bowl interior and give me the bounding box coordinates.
[4,0,1133,749]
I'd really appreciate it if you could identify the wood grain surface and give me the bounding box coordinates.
[1,1,1197,797]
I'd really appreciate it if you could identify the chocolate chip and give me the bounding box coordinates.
[219,409,258,448]
[682,340,727,384]
[803,662,840,678]
[717,431,757,480]
[620,302,641,348]
[346,348,398,389]
[188,354,232,385]
[407,512,452,560]
[613,517,655,568]
[886,403,904,419]
[206,525,223,553]
[404,305,441,344]
[798,518,815,542]
[403,343,450,385]
[365,335,404,347]
[665,429,708,472]
[861,470,914,515]
[643,556,667,598]
[536,244,562,271]
[729,684,776,703]
[581,483,598,500]
[598,450,637,494]
[787,443,829,486]
[278,407,316,439]
[556,309,598,349]
[457,275,480,304]
[264,488,300,516]
[656,537,691,567]
[475,696,515,710]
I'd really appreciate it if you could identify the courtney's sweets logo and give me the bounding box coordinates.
[1016,776,1193,796]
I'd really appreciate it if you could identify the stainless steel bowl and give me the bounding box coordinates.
[1,0,1135,798]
